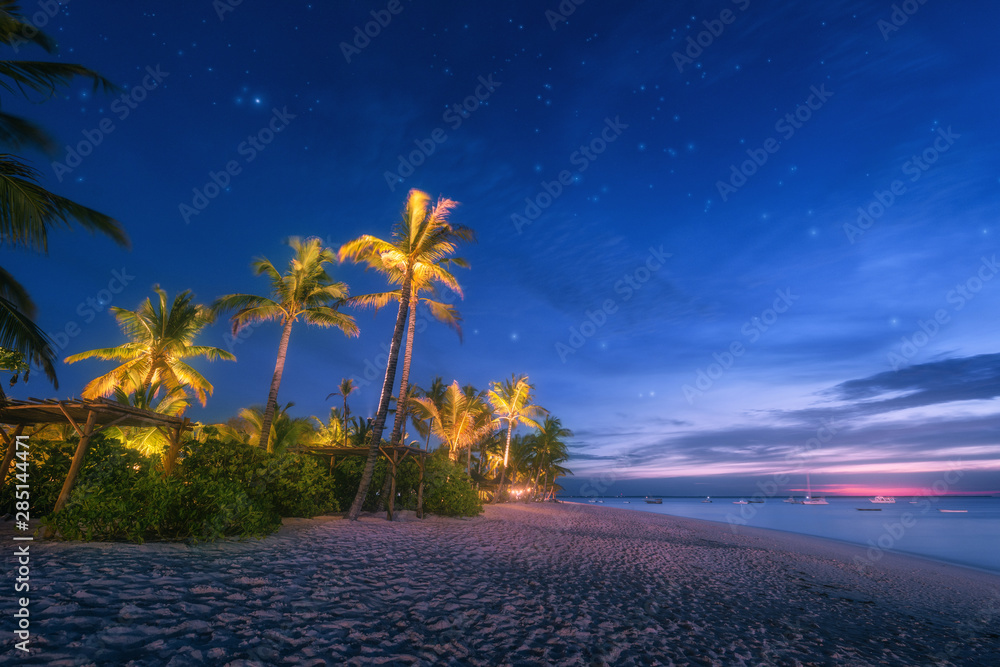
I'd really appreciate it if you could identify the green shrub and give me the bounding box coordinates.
[32,437,340,542]
[423,450,482,517]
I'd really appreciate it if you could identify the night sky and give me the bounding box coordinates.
[9,0,1000,496]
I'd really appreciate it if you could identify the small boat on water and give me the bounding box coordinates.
[801,473,829,505]
[783,497,799,504]
[733,499,749,505]
[939,509,968,513]
[702,496,712,503]
[645,498,662,504]
[869,496,896,504]
[623,500,630,504]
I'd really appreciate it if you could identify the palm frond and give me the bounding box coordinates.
[0,294,55,385]
[0,154,128,252]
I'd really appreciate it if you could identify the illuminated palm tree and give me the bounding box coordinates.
[326,377,357,447]
[411,380,492,465]
[65,286,234,406]
[338,189,473,521]
[225,403,315,454]
[1,2,127,385]
[213,237,359,452]
[488,373,547,502]
[107,370,188,456]
[348,284,466,451]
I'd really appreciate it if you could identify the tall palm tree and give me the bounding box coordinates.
[488,373,547,503]
[65,286,234,406]
[532,416,572,499]
[348,285,466,451]
[0,2,128,386]
[338,189,473,521]
[212,237,359,452]
[326,377,357,447]
[411,376,447,450]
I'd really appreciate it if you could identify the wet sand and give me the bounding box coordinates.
[2,502,998,665]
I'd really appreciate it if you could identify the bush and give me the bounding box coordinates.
[423,450,483,517]
[26,436,340,543]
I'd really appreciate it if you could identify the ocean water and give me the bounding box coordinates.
[562,496,1000,574]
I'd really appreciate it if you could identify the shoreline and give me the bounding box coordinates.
[3,503,999,665]
[559,498,1000,578]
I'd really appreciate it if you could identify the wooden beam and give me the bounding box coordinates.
[0,424,25,490]
[57,402,85,437]
[53,410,98,514]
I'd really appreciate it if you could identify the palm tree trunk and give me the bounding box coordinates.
[389,299,418,447]
[493,423,513,504]
[342,398,349,448]
[346,273,411,521]
[258,317,293,453]
[375,301,419,512]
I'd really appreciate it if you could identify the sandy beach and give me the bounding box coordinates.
[3,502,999,666]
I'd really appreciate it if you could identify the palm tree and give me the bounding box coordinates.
[108,370,188,456]
[488,374,547,503]
[326,377,357,447]
[212,237,359,452]
[532,416,572,499]
[411,376,447,450]
[0,2,128,386]
[309,406,346,447]
[224,403,315,454]
[65,286,234,406]
[411,380,492,465]
[348,285,466,452]
[338,189,473,521]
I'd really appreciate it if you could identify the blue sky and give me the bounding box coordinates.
[7,0,1000,496]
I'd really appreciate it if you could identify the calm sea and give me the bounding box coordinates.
[562,496,1000,574]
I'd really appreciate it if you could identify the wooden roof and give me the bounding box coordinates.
[0,397,190,430]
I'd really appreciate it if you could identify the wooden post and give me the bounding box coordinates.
[162,418,190,477]
[0,424,25,489]
[53,410,98,514]
[416,452,425,519]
